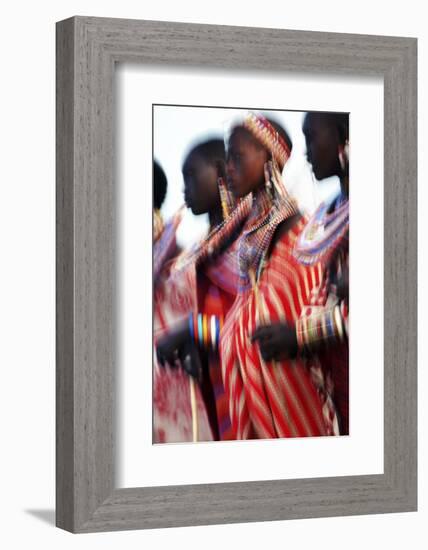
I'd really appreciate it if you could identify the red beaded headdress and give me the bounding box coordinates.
[242,112,291,170]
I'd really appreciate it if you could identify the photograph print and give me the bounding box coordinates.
[153,105,349,444]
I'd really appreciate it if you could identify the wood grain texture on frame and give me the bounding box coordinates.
[56,16,417,533]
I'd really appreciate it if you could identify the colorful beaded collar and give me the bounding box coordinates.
[294,192,349,266]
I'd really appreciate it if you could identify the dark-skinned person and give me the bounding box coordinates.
[219,112,339,440]
[153,160,185,282]
[154,138,252,443]
[249,111,349,435]
[294,111,349,434]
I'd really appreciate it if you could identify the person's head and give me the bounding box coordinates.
[153,160,168,210]
[226,113,292,198]
[302,112,349,181]
[182,138,226,216]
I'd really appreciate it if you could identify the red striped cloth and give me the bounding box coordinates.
[198,270,236,440]
[153,200,251,443]
[154,254,214,443]
[220,218,338,439]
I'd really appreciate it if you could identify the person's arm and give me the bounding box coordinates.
[187,313,223,353]
[251,301,348,362]
[295,303,348,353]
[156,313,223,378]
[155,319,191,367]
[294,255,349,355]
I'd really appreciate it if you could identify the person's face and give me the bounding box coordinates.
[182,152,221,215]
[303,114,341,181]
[226,128,269,198]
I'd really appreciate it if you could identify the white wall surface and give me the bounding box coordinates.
[0,1,425,548]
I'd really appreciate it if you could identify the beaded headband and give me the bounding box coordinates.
[242,112,291,170]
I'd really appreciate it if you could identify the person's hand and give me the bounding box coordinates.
[181,343,203,382]
[251,322,298,362]
[335,266,349,304]
[156,321,202,381]
[156,321,190,368]
[328,263,349,304]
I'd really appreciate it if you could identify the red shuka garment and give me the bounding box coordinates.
[153,199,251,443]
[220,217,338,440]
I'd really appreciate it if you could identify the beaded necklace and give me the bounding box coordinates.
[293,191,349,266]
[154,206,185,281]
[237,167,299,292]
[153,208,165,242]
[170,194,252,278]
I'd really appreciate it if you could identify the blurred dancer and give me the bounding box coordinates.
[250,112,349,434]
[295,111,349,434]
[220,112,338,440]
[153,160,184,282]
[153,160,168,240]
[155,138,251,442]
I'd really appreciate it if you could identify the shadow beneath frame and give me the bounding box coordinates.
[25,509,55,526]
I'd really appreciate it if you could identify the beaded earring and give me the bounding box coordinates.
[338,140,349,172]
[264,161,274,202]
[218,176,236,220]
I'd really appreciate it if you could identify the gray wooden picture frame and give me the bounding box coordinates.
[56,16,417,533]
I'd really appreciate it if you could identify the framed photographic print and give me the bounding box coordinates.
[56,16,417,532]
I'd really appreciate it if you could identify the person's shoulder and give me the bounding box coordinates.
[270,212,304,250]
